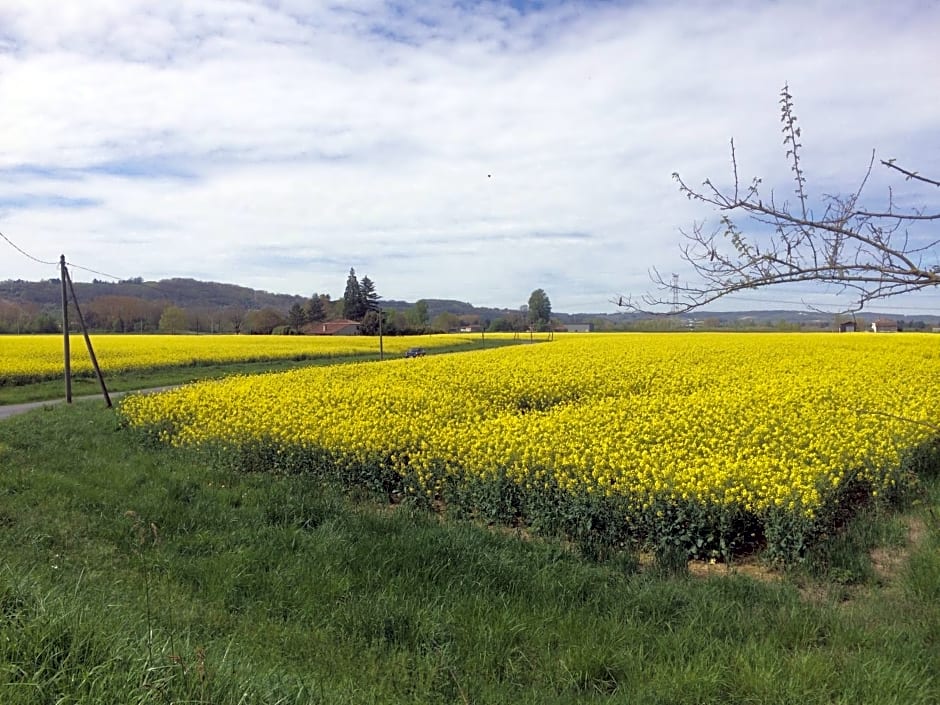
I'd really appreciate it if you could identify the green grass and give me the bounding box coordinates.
[0,339,521,405]
[0,405,938,704]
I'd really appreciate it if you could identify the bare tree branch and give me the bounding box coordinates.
[618,86,940,315]
[882,160,940,188]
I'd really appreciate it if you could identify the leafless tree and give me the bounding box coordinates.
[618,85,940,314]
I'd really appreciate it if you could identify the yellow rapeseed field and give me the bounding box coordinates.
[0,333,487,385]
[119,333,940,520]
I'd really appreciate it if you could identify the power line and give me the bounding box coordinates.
[0,227,178,299]
[65,260,134,282]
[61,260,184,299]
[0,230,58,266]
[716,292,940,313]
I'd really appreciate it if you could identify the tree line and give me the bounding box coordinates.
[0,269,550,335]
[0,268,557,336]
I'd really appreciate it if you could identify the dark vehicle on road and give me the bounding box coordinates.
[404,347,426,358]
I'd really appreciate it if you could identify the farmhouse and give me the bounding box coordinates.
[563,323,593,333]
[305,319,361,336]
[870,319,899,333]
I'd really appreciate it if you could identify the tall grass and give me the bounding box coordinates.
[0,404,938,703]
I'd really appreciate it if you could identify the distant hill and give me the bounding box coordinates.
[2,276,938,330]
[0,277,308,311]
[0,279,588,324]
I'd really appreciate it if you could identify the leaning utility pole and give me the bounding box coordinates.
[59,254,111,407]
[60,255,72,403]
[65,267,112,408]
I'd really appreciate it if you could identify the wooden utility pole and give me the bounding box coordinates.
[378,309,384,361]
[58,255,111,407]
[65,268,112,408]
[60,255,72,403]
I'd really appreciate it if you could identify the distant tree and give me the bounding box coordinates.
[407,299,430,329]
[488,311,529,333]
[288,303,307,330]
[704,317,722,329]
[589,317,616,332]
[487,317,515,333]
[142,301,165,332]
[212,307,228,333]
[187,305,221,334]
[305,293,326,322]
[342,268,366,320]
[457,314,482,330]
[244,307,287,334]
[159,306,188,333]
[222,306,246,334]
[527,289,552,330]
[325,298,344,320]
[87,295,155,333]
[359,309,385,335]
[431,311,459,333]
[384,309,412,335]
[30,311,60,334]
[360,276,380,313]
[0,302,14,333]
[0,300,33,333]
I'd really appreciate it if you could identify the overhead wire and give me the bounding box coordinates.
[0,229,59,267]
[62,260,184,299]
[710,292,940,314]
[0,228,178,299]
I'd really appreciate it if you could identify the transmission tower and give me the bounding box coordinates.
[671,273,679,314]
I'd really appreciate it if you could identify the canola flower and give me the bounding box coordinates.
[119,333,940,520]
[0,333,490,385]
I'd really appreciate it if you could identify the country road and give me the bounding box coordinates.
[0,387,176,421]
[0,396,112,421]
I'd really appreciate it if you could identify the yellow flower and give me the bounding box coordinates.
[117,332,940,518]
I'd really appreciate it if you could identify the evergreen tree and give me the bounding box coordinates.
[305,293,326,322]
[288,303,307,330]
[342,268,365,320]
[360,275,380,312]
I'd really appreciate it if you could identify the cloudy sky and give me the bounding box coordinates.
[0,0,938,313]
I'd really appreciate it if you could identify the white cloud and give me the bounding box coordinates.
[1,0,939,313]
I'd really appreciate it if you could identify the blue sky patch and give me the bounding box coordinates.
[0,194,101,211]
[85,157,199,181]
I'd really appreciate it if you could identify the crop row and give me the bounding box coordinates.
[118,333,940,560]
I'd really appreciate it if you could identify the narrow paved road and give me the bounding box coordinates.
[0,387,175,421]
[0,395,109,420]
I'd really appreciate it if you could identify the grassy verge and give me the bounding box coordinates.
[0,405,938,704]
[0,339,520,405]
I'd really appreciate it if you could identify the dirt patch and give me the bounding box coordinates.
[686,557,781,582]
[870,516,927,582]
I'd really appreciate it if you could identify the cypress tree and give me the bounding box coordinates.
[342,268,365,320]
